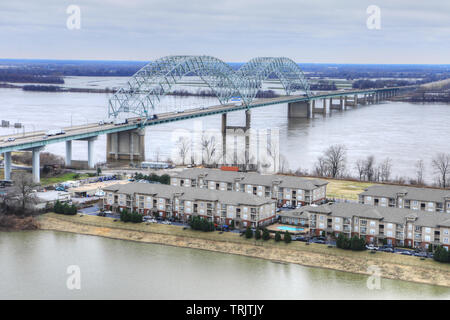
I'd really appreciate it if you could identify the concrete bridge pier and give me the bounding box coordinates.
[106,128,146,163]
[221,110,251,166]
[65,140,72,167]
[287,100,313,118]
[330,97,343,111]
[32,147,44,183]
[87,137,96,169]
[3,151,11,180]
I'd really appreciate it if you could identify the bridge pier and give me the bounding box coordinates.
[32,147,44,184]
[65,141,72,167]
[287,100,313,118]
[106,128,146,163]
[330,97,343,111]
[3,151,11,181]
[87,138,96,169]
[221,110,251,166]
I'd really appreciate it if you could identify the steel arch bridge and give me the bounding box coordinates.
[108,55,311,118]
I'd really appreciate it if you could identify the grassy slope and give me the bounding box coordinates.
[39,213,450,273]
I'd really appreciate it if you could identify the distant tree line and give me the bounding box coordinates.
[0,71,64,84]
[352,79,413,89]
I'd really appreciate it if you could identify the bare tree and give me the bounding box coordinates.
[432,153,450,188]
[323,144,346,178]
[415,159,425,186]
[201,134,218,165]
[355,159,366,181]
[379,157,392,182]
[279,155,290,174]
[364,155,376,182]
[176,137,190,165]
[314,156,329,177]
[153,147,161,162]
[4,171,37,215]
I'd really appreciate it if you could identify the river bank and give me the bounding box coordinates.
[0,214,40,231]
[37,213,450,288]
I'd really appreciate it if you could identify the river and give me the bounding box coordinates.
[0,230,449,299]
[0,77,449,182]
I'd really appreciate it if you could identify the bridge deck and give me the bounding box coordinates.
[0,87,406,154]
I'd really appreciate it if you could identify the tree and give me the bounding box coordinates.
[262,228,270,241]
[323,144,346,178]
[201,134,218,165]
[245,227,253,239]
[313,156,329,177]
[379,158,392,182]
[255,227,262,240]
[284,231,292,243]
[5,171,37,215]
[432,153,450,188]
[274,231,282,242]
[355,159,366,181]
[176,136,190,165]
[364,155,376,182]
[415,159,425,186]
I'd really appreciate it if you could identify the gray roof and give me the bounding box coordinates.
[279,202,450,228]
[360,185,450,203]
[103,182,275,207]
[173,168,328,190]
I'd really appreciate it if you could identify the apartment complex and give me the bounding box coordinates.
[103,182,276,228]
[359,185,450,213]
[279,203,450,249]
[171,168,328,207]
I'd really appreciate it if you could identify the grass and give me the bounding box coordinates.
[40,172,90,186]
[324,179,376,201]
[40,213,450,272]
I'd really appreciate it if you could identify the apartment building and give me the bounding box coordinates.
[279,203,450,250]
[103,182,276,228]
[171,168,328,207]
[359,185,450,213]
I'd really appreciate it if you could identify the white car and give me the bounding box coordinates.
[3,137,15,142]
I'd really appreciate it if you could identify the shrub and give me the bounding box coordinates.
[262,228,270,241]
[53,200,77,215]
[255,227,262,240]
[284,231,292,243]
[245,227,253,239]
[189,216,215,232]
[434,245,450,263]
[275,231,281,242]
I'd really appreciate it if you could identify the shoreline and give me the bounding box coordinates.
[37,213,450,288]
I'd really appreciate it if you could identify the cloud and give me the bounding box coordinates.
[0,0,449,63]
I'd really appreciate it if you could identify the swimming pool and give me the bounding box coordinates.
[276,226,304,232]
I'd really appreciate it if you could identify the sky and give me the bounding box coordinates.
[0,0,449,64]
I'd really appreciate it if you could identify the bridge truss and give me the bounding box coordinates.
[108,55,311,118]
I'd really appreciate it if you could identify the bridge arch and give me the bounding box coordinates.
[108,55,253,118]
[108,55,311,118]
[237,57,311,100]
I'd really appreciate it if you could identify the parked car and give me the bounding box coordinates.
[366,244,379,251]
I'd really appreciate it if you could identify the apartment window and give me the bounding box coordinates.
[444,238,449,244]
[366,196,372,201]
[425,235,431,242]
[370,229,375,235]
[444,229,449,235]
[335,225,341,231]
[425,227,431,233]
[387,223,393,229]
[370,221,376,227]
[387,231,393,237]
[335,217,340,223]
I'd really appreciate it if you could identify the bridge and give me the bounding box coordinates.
[0,55,414,183]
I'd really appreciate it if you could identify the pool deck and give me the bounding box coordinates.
[266,223,309,235]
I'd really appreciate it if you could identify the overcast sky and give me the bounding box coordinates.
[0,0,449,64]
